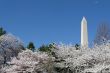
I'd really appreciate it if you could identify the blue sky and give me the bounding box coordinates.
[0,0,110,48]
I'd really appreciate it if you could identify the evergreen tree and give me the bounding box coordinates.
[0,27,6,36]
[75,44,80,50]
[27,42,35,52]
[38,43,56,54]
[38,44,51,53]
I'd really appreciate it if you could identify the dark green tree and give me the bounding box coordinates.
[38,44,51,53]
[27,42,35,52]
[0,27,6,36]
[75,44,80,50]
[38,43,56,54]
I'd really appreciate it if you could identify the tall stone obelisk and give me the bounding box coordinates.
[81,17,88,48]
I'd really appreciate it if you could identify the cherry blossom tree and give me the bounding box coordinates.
[94,24,110,45]
[1,50,55,73]
[52,43,110,73]
[1,41,110,73]
[0,34,24,66]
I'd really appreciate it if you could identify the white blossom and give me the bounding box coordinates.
[0,34,24,65]
[2,49,54,73]
[53,43,110,73]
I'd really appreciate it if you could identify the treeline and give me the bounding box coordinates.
[0,23,110,52]
[0,23,110,73]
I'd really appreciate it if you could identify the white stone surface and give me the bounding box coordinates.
[81,17,88,47]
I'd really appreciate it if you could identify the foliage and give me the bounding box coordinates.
[38,44,51,52]
[1,41,110,73]
[0,27,6,36]
[75,44,80,50]
[27,42,35,52]
[38,43,56,54]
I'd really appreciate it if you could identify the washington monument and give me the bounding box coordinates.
[81,17,88,47]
